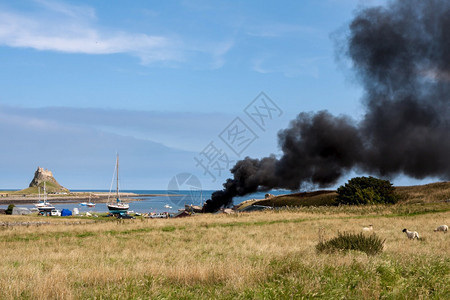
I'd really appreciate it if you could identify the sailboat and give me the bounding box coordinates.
[35,182,55,212]
[86,193,96,208]
[107,154,129,212]
[80,192,96,207]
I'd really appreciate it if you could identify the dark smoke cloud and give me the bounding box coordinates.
[203,0,450,212]
[350,0,450,178]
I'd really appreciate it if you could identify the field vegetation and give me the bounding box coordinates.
[396,181,450,204]
[316,232,385,255]
[246,181,450,209]
[0,200,449,299]
[336,176,398,205]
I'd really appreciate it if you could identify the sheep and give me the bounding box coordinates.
[434,225,448,233]
[402,228,420,240]
[362,225,373,232]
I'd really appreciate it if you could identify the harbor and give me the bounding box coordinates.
[0,190,287,214]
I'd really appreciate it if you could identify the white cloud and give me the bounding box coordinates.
[0,1,194,64]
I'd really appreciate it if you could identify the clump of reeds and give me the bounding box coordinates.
[316,232,385,255]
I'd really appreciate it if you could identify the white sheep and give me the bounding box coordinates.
[362,225,373,232]
[434,225,448,233]
[402,228,420,240]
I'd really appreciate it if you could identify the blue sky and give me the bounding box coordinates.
[1,0,433,191]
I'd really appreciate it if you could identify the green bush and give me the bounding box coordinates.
[316,232,385,255]
[5,204,15,215]
[337,176,398,205]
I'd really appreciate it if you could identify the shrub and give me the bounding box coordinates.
[5,204,15,215]
[337,176,398,205]
[316,232,385,255]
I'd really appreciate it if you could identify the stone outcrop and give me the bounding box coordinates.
[29,167,68,192]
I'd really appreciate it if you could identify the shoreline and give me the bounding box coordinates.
[0,192,181,205]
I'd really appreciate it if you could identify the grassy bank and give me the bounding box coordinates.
[1,203,449,299]
[242,181,450,209]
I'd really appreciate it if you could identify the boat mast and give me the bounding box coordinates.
[116,154,119,201]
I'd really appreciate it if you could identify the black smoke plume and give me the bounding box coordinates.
[203,0,450,212]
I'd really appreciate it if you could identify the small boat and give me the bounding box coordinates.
[81,193,96,207]
[164,204,172,209]
[35,182,55,212]
[36,203,55,212]
[107,154,129,212]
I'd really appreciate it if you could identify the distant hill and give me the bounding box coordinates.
[237,190,337,209]
[395,181,450,204]
[14,167,69,194]
[237,181,450,209]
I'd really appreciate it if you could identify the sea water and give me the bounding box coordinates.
[0,190,289,214]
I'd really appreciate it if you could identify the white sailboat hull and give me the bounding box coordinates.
[37,204,55,212]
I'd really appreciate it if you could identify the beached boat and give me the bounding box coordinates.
[107,154,129,212]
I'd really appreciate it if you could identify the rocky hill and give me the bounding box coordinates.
[26,167,69,194]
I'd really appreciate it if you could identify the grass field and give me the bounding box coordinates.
[1,201,449,299]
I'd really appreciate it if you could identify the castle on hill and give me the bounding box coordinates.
[29,166,69,192]
[36,167,53,178]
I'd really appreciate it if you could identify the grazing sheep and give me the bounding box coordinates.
[402,228,420,240]
[434,225,448,233]
[362,225,373,232]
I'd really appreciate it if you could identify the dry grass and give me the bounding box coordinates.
[240,182,450,211]
[251,190,338,208]
[0,203,449,299]
[396,181,450,203]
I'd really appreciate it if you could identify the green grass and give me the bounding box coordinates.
[161,225,177,232]
[316,232,385,255]
[71,254,450,299]
[11,181,70,195]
